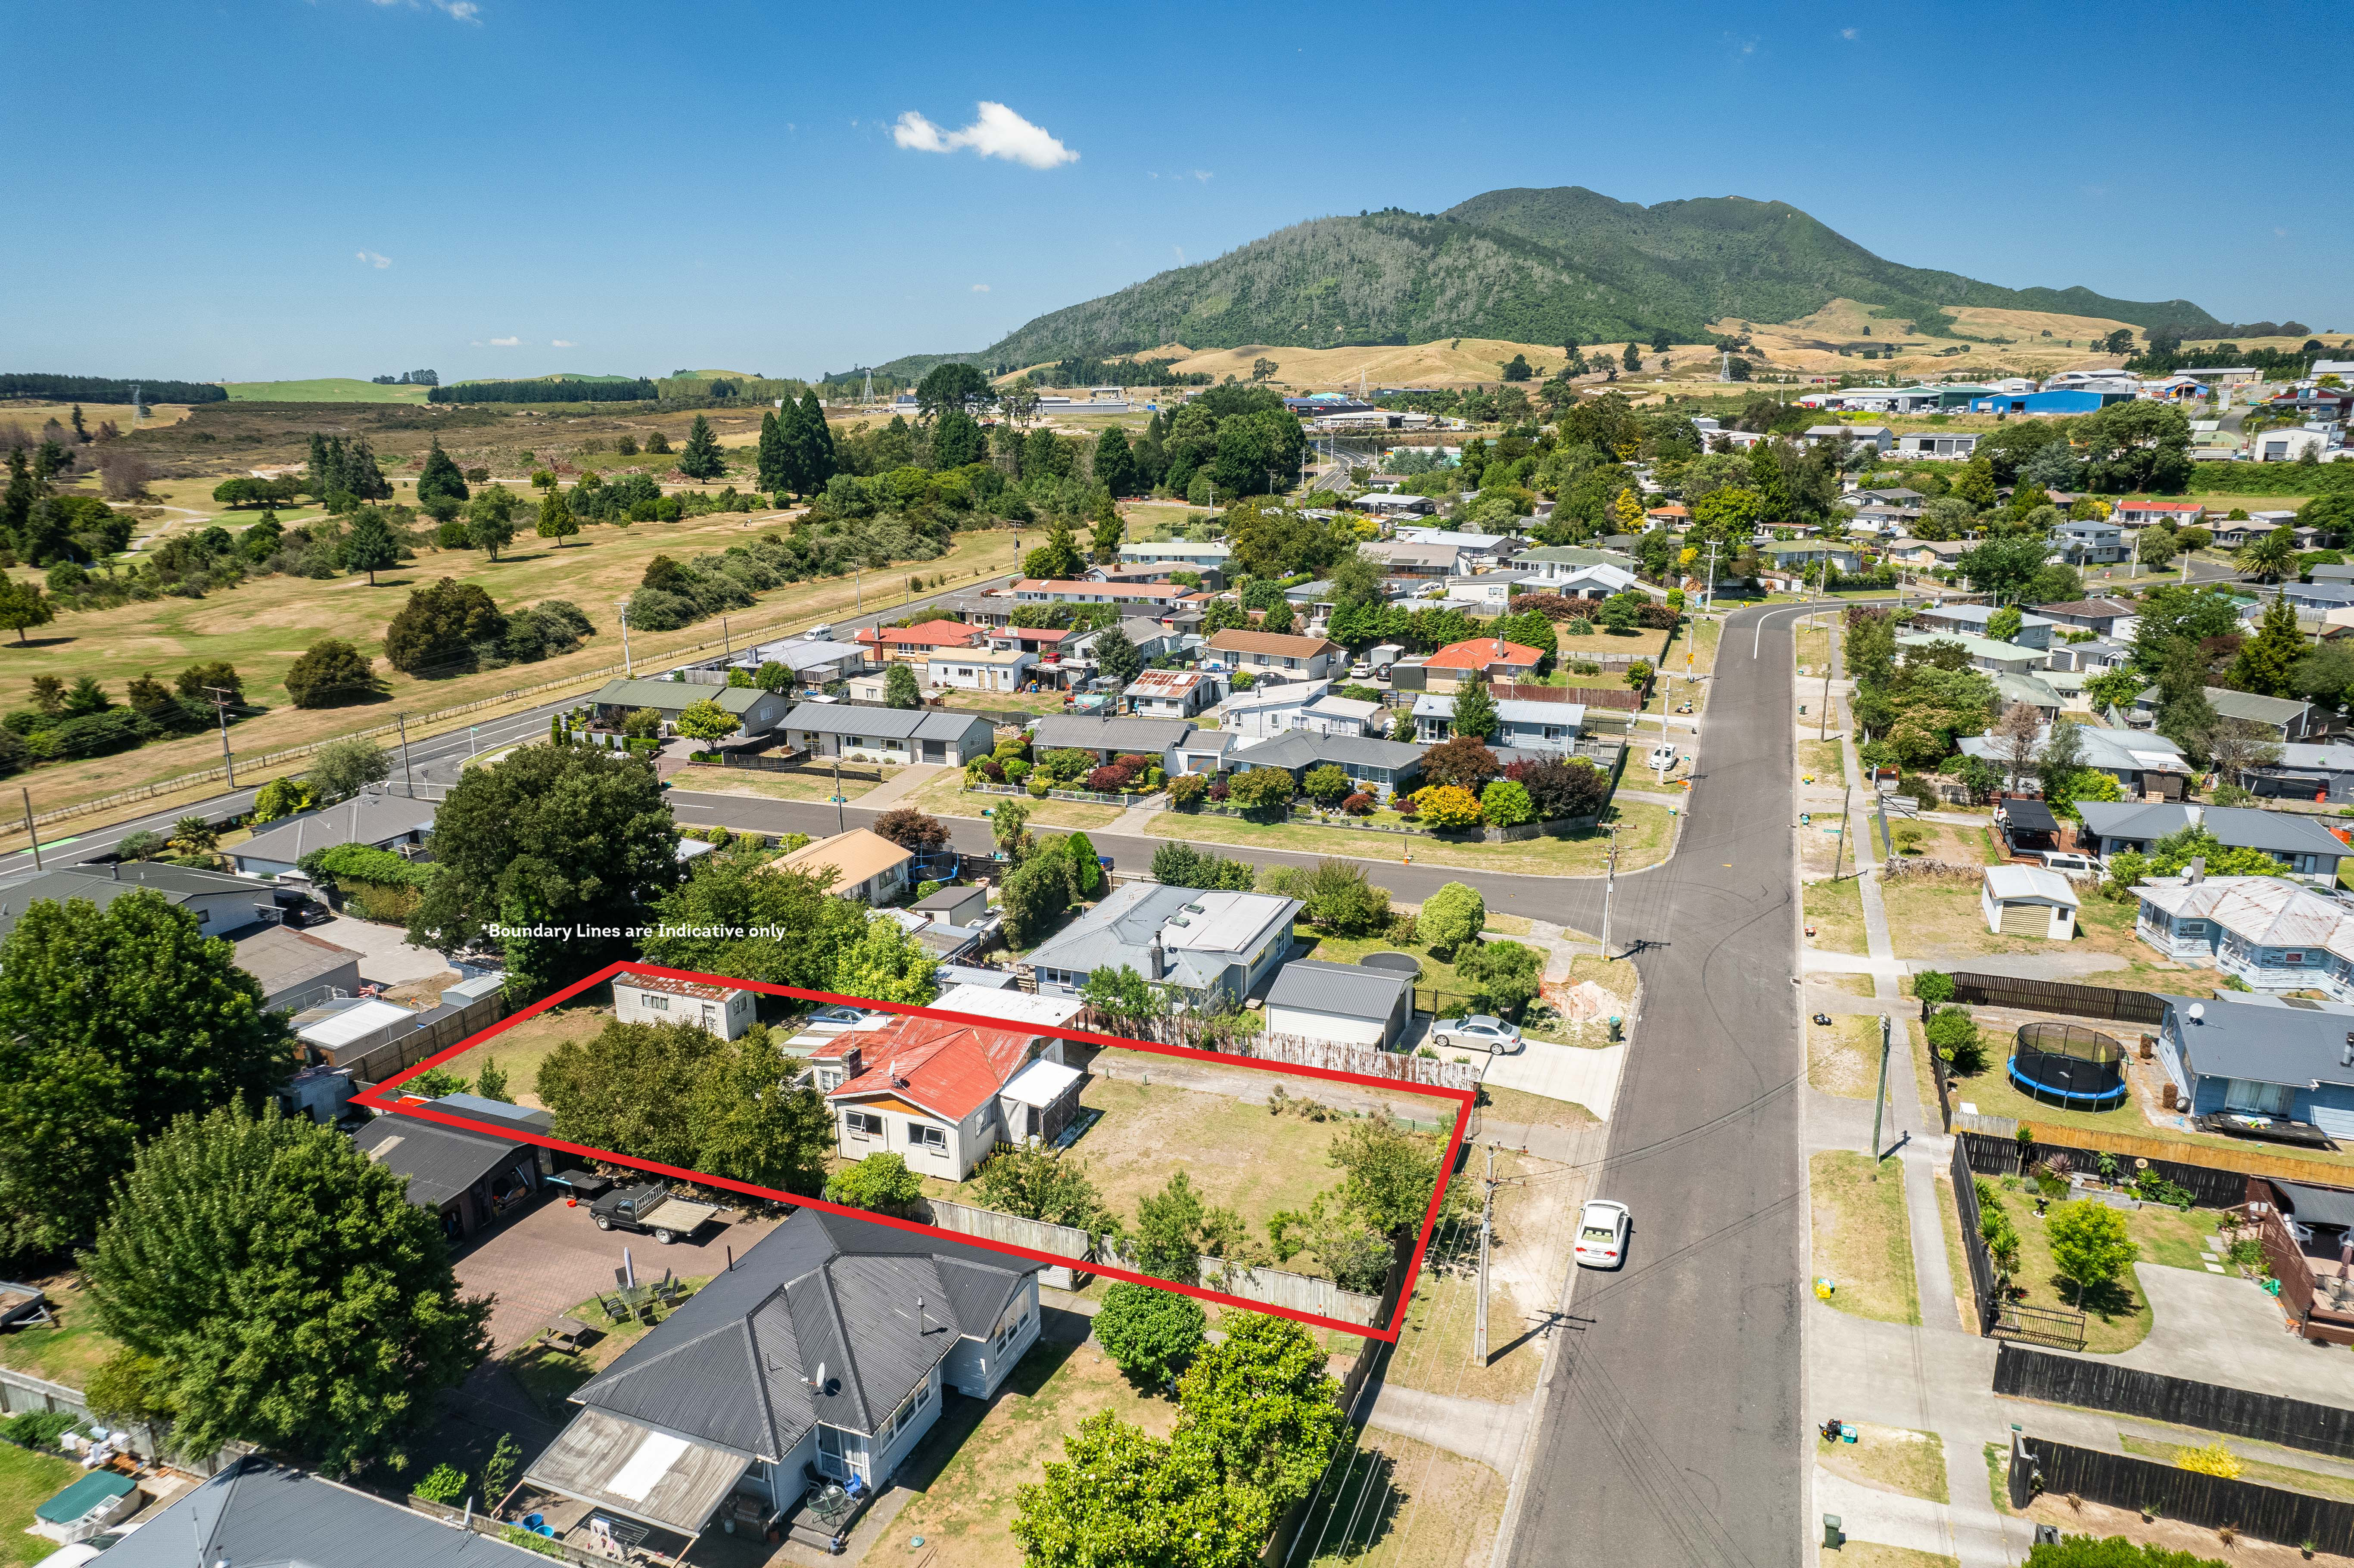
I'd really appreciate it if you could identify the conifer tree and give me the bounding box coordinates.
[1747,439,1792,522]
[774,397,813,496]
[1448,680,1500,741]
[756,409,785,494]
[536,486,579,547]
[1023,518,1085,581]
[415,438,469,507]
[1090,491,1124,562]
[678,415,725,480]
[342,510,399,585]
[796,389,836,491]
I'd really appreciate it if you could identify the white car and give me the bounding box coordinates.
[34,1527,140,1568]
[1574,1199,1631,1269]
[1432,1014,1523,1055]
[2037,850,2100,876]
[1647,744,1677,772]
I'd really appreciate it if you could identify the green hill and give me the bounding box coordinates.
[222,378,431,403]
[450,372,641,386]
[884,185,2221,374]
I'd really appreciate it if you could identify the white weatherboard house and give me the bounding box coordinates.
[1981,865,2080,940]
[615,972,758,1041]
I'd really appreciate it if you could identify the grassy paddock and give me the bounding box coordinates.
[1144,801,1677,880]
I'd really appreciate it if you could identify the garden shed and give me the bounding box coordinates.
[1981,864,2080,940]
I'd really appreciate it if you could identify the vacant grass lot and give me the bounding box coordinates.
[897,768,1123,830]
[1880,865,2146,967]
[1810,1151,1918,1325]
[0,1443,86,1567]
[884,1334,1183,1568]
[1146,800,1676,880]
[1385,1149,1568,1405]
[0,524,1018,832]
[1803,876,1868,955]
[432,1001,614,1108]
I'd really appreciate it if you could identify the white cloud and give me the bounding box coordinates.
[971,284,990,293]
[489,336,523,347]
[356,249,391,269]
[371,0,480,21]
[892,102,1077,169]
[551,338,576,348]
[1172,245,1185,264]
[1840,26,1858,39]
[1189,169,1212,183]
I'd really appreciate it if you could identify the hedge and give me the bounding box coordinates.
[314,842,435,888]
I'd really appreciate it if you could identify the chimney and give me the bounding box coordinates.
[841,1044,862,1077]
[2186,856,2206,886]
[1146,932,1165,982]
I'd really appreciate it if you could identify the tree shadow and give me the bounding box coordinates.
[1292,1446,1403,1563]
[2051,1270,2139,1322]
[0,636,76,650]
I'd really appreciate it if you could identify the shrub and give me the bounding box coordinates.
[283,638,387,708]
[1912,970,1955,1003]
[1415,784,1484,831]
[318,842,436,888]
[0,1410,77,1450]
[1167,772,1209,808]
[1924,1006,1986,1075]
[1480,778,1536,828]
[1340,790,1375,815]
[2176,1440,2241,1479]
[1092,1281,1207,1386]
[1420,881,1486,957]
[822,1152,925,1216]
[413,1464,469,1503]
[1456,938,1542,1018]
[1002,757,1029,783]
[1227,766,1298,819]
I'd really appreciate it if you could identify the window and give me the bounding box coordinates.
[2177,921,2207,936]
[2223,1078,2295,1116]
[2286,952,2308,966]
[845,1111,883,1140]
[642,992,670,1012]
[908,1123,947,1152]
[816,1067,844,1093]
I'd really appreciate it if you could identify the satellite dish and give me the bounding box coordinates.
[2188,1004,2205,1023]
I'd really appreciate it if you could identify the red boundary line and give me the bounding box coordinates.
[351,960,1473,1342]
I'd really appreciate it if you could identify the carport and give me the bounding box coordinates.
[1996,796,2063,858]
[518,1406,752,1564]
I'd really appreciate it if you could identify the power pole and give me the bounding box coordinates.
[833,759,846,834]
[20,789,40,870]
[203,686,237,787]
[1832,783,1852,881]
[1703,537,1721,614]
[1599,825,1621,957]
[1473,1144,1496,1364]
[617,600,634,676]
[1868,1014,1893,1159]
[396,713,414,797]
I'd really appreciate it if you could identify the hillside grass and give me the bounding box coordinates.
[222,379,433,403]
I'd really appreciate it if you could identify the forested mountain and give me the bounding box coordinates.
[880,186,2218,376]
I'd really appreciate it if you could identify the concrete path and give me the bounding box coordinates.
[857,762,948,808]
[1105,791,1168,836]
[1482,1040,1625,1121]
[1814,1469,1958,1558]
[1366,1384,1526,1474]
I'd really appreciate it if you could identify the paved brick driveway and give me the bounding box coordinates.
[452,1193,782,1353]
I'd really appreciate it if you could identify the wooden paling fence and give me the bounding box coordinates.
[1093,1245,1384,1325]
[925,1198,1094,1288]
[336,990,513,1088]
[1100,1019,1481,1092]
[1996,1342,2354,1457]
[1946,971,2167,1027]
[1957,1127,2319,1205]
[2016,1435,2354,1555]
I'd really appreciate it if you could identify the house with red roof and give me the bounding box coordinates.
[1420,635,1546,693]
[856,619,982,663]
[811,1014,1082,1181]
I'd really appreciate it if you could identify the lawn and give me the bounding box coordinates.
[1817,1422,1948,1504]
[1804,877,1868,955]
[1932,1174,1975,1332]
[1800,739,1846,787]
[1295,923,1562,1031]
[896,768,1124,831]
[1145,800,1677,880]
[1384,1150,1566,1405]
[0,520,1020,835]
[1818,1545,1958,1568]
[1476,1083,1599,1131]
[1811,1014,1889,1100]
[0,1285,123,1389]
[504,1276,713,1415]
[1973,1179,2223,1353]
[431,1001,613,1108]
[1879,866,2148,967]
[0,1443,86,1567]
[1292,1425,1507,1568]
[671,763,902,805]
[885,1334,1180,1568]
[1810,1151,1918,1325]
[1554,624,1671,660]
[938,689,1066,715]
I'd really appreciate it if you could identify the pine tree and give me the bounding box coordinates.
[342,510,399,585]
[69,405,85,442]
[1093,427,1140,497]
[1747,439,1792,522]
[678,415,725,480]
[775,398,813,497]
[2,448,43,543]
[1023,518,1085,581]
[797,389,837,491]
[415,438,469,507]
[1448,679,1500,741]
[756,409,786,493]
[346,436,392,501]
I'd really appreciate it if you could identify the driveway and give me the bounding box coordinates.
[1481,1040,1626,1121]
[451,1192,781,1353]
[308,912,457,987]
[2109,1263,2354,1405]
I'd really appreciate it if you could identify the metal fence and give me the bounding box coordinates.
[1995,1342,2354,1458]
[1946,972,2167,1027]
[2019,1435,2354,1556]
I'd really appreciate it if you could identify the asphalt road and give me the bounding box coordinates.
[0,577,1016,878]
[1502,599,1814,1568]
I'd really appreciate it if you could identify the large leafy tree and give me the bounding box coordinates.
[1023,518,1086,580]
[1953,536,2051,601]
[1174,1311,1347,1506]
[409,743,682,994]
[639,853,864,990]
[915,362,990,420]
[383,578,505,676]
[1014,1409,1272,1568]
[0,892,293,1260]
[830,914,938,1006]
[83,1103,489,1474]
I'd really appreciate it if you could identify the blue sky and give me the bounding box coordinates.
[9,0,2349,383]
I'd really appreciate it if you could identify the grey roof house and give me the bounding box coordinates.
[518,1207,1043,1556]
[2242,742,2354,804]
[1413,694,1588,753]
[1020,882,1300,1005]
[0,862,279,946]
[2076,801,2350,879]
[232,922,365,1011]
[1958,724,2190,799]
[1225,730,1427,800]
[2133,683,2325,743]
[95,1458,555,1568]
[1028,714,1197,769]
[1911,602,2058,650]
[2152,992,2354,1139]
[1264,959,1414,1049]
[231,792,434,879]
[589,677,793,737]
[779,703,995,765]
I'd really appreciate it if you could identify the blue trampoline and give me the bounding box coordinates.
[2007,1021,2128,1110]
